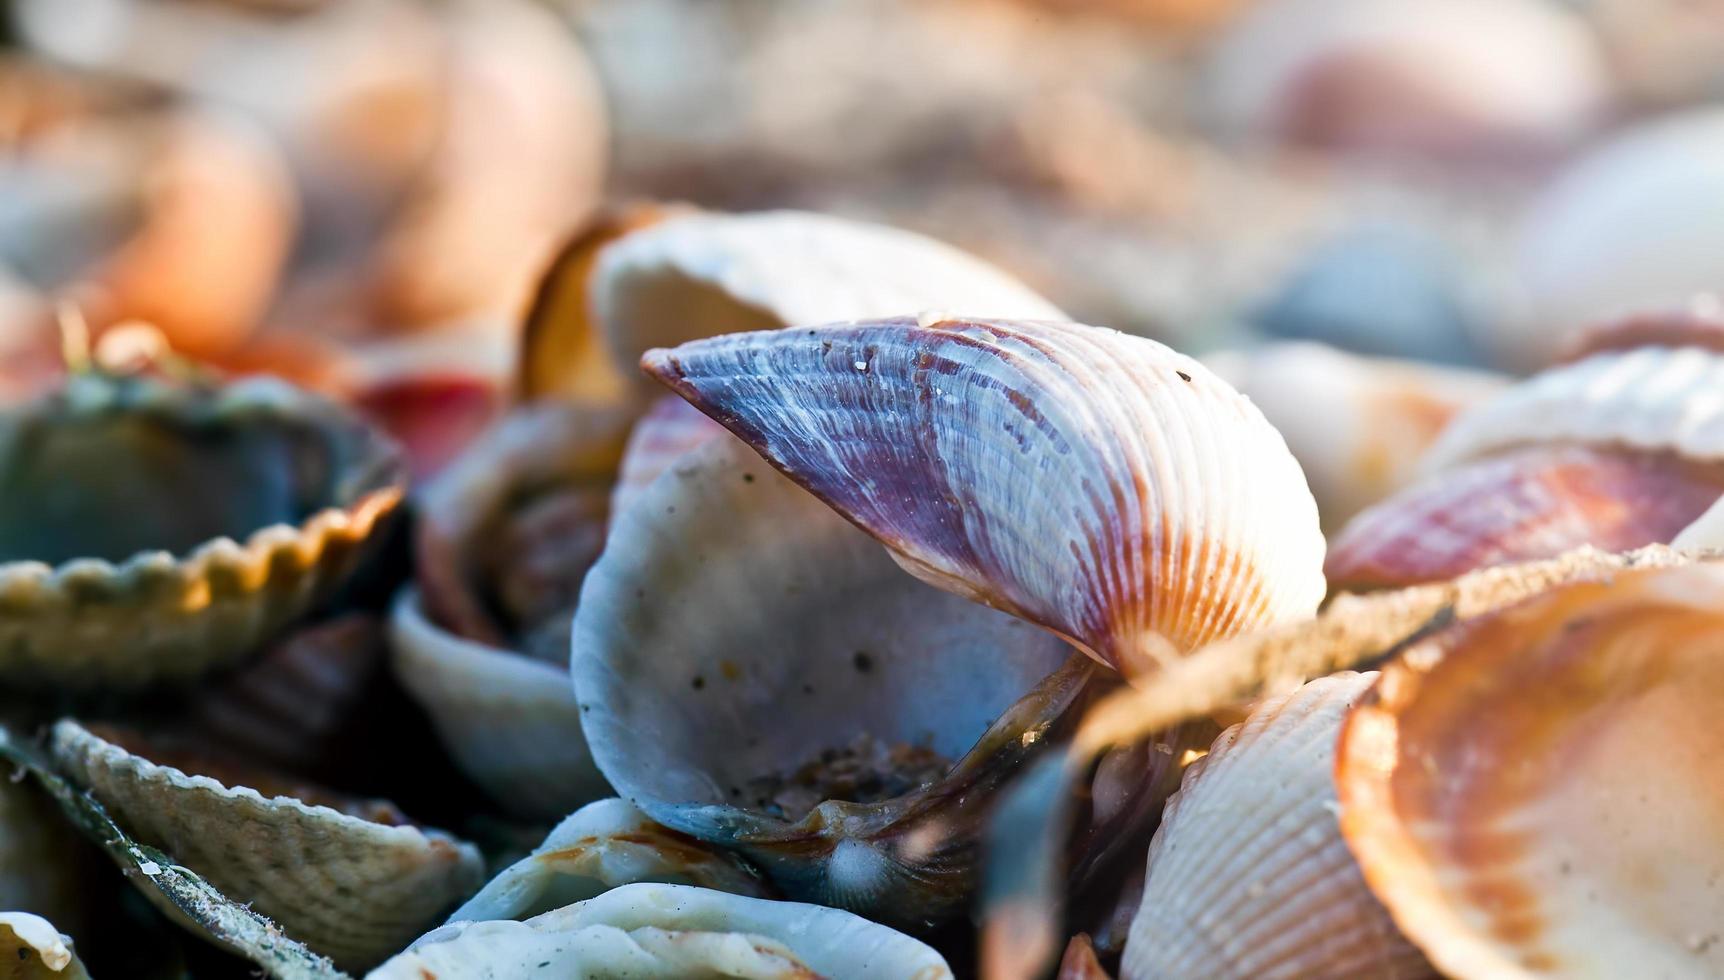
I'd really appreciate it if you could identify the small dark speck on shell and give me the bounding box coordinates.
[1176,370,1192,382]
[743,473,755,483]
[853,651,875,673]
[691,676,706,690]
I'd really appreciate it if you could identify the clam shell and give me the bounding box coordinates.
[1513,108,1724,368]
[1422,344,1724,472]
[0,914,89,980]
[376,883,953,979]
[0,373,404,689]
[1205,0,1606,160]
[1326,445,1724,589]
[1121,672,1430,980]
[389,588,608,819]
[573,436,1100,925]
[523,208,1064,407]
[49,720,483,970]
[1205,342,1506,530]
[644,316,1326,672]
[451,797,769,923]
[1336,563,1724,978]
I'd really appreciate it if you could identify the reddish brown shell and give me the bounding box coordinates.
[1326,444,1724,590]
[1560,300,1724,363]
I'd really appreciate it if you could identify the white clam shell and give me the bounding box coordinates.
[374,883,952,979]
[388,589,607,819]
[1205,342,1506,529]
[450,798,768,923]
[0,913,88,980]
[1122,672,1430,980]
[1513,109,1724,368]
[49,720,483,970]
[645,316,1326,672]
[1421,344,1724,473]
[1206,0,1607,157]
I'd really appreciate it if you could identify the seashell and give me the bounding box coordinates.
[389,588,608,820]
[610,394,732,519]
[450,797,769,923]
[573,436,1111,926]
[1326,445,1724,590]
[1328,341,1724,589]
[1121,672,1431,980]
[1205,342,1506,530]
[0,371,404,689]
[1204,0,1608,163]
[48,719,483,970]
[521,208,1064,408]
[1335,562,1724,978]
[1559,298,1724,363]
[339,330,512,480]
[1510,108,1724,369]
[0,914,89,980]
[643,315,1326,674]
[375,882,953,979]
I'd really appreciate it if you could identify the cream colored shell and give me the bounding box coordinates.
[49,721,483,970]
[0,914,89,980]
[375,883,952,979]
[1122,672,1430,979]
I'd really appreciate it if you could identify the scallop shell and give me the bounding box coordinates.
[521,208,1064,407]
[450,797,769,923]
[1205,0,1607,161]
[0,373,404,689]
[643,316,1326,673]
[48,720,483,970]
[1121,672,1430,980]
[0,914,89,980]
[1422,344,1724,472]
[375,883,953,979]
[1336,562,1724,979]
[1205,342,1506,530]
[1513,108,1724,368]
[389,588,608,819]
[573,436,1105,926]
[1326,445,1724,589]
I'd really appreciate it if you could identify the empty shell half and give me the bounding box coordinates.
[48,720,483,970]
[573,436,1105,927]
[643,316,1326,674]
[0,371,404,689]
[392,402,632,818]
[520,207,1064,406]
[1337,562,1724,978]
[375,883,952,979]
[1122,672,1430,979]
[450,797,768,924]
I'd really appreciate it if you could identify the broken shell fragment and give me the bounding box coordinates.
[573,437,1101,926]
[644,316,1326,673]
[450,797,768,923]
[1205,342,1506,530]
[0,372,404,689]
[376,883,953,979]
[48,720,483,970]
[1336,563,1724,979]
[0,914,90,980]
[1122,672,1430,980]
[521,208,1064,407]
[1329,340,1724,589]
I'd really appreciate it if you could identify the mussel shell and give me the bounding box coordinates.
[644,316,1326,673]
[1122,672,1431,979]
[389,588,608,820]
[1326,444,1724,590]
[573,437,1094,927]
[49,720,482,970]
[377,883,953,979]
[1337,563,1724,978]
[0,373,404,689]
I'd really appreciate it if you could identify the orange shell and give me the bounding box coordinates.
[1337,563,1724,978]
